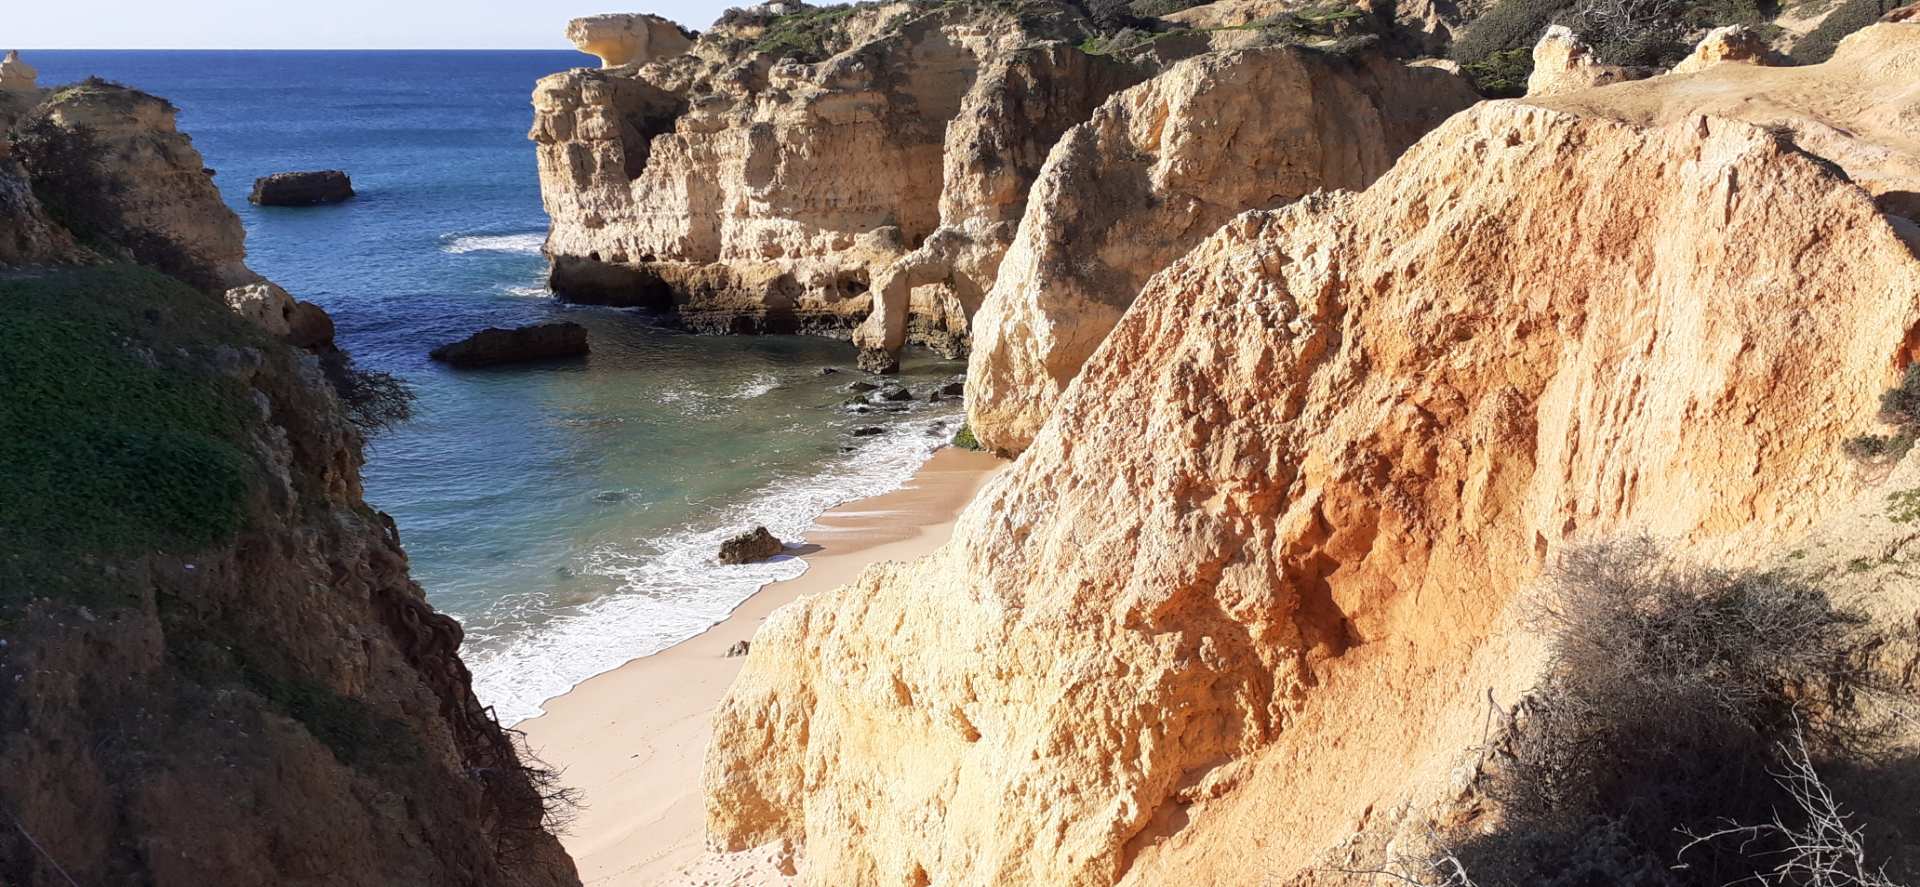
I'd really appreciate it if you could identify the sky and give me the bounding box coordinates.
[10,0,737,49]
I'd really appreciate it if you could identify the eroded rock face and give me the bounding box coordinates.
[1541,21,1920,216]
[0,156,83,266]
[530,4,1118,338]
[566,14,694,68]
[1671,23,1782,74]
[964,47,1479,455]
[25,80,254,291]
[1525,25,1645,96]
[704,99,1920,887]
[852,41,1142,371]
[0,50,37,96]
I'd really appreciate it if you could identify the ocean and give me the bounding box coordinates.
[26,51,968,723]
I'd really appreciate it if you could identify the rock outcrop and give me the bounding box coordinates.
[19,79,255,292]
[530,2,1132,340]
[1671,23,1783,74]
[250,170,355,206]
[719,526,786,564]
[1541,20,1920,218]
[430,321,591,367]
[1,77,579,887]
[1525,24,1646,96]
[849,41,1142,372]
[964,47,1479,454]
[566,14,694,68]
[0,50,37,96]
[704,61,1920,887]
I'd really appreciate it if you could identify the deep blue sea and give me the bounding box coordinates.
[27,51,966,722]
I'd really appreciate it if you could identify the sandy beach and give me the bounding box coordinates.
[518,447,1004,886]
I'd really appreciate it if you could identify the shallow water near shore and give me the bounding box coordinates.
[30,50,967,722]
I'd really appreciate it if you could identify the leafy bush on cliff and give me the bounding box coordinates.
[1793,0,1902,61]
[1448,539,1882,886]
[1843,364,1920,463]
[1450,0,1576,67]
[747,4,858,61]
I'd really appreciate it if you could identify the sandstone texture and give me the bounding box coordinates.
[964,46,1479,454]
[567,13,695,68]
[1526,24,1647,96]
[1543,21,1920,218]
[850,40,1141,371]
[704,56,1920,887]
[250,169,355,206]
[429,321,591,367]
[23,79,256,291]
[530,2,1134,341]
[1671,23,1783,74]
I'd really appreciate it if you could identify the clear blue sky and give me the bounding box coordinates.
[12,0,734,49]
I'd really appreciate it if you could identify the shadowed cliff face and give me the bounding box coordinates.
[702,24,1920,884]
[0,79,579,887]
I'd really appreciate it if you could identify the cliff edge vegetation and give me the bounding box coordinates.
[1,71,580,887]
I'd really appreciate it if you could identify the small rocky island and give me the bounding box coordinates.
[250,169,354,206]
[429,321,590,367]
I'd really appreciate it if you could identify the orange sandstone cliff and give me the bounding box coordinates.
[704,21,1920,886]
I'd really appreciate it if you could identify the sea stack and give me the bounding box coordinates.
[250,169,354,206]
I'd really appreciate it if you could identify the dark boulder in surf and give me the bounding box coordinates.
[718,527,784,565]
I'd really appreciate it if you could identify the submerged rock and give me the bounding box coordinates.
[429,322,589,368]
[250,170,354,206]
[718,527,784,565]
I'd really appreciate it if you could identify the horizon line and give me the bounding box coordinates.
[19,47,594,52]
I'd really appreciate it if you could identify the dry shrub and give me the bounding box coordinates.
[1449,539,1879,886]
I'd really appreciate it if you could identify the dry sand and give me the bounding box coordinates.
[518,447,1004,886]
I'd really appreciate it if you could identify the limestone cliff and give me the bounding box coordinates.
[530,2,1129,339]
[566,13,695,68]
[14,78,257,292]
[0,74,579,887]
[964,45,1478,455]
[704,24,1920,887]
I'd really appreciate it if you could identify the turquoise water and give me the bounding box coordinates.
[29,51,966,722]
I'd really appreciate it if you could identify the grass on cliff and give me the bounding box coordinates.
[0,265,263,614]
[1843,364,1920,464]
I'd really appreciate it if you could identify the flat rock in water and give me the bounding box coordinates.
[250,170,354,206]
[718,526,783,565]
[429,322,589,368]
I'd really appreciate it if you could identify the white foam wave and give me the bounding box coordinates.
[502,284,551,298]
[729,373,781,399]
[443,232,546,255]
[468,415,962,725]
